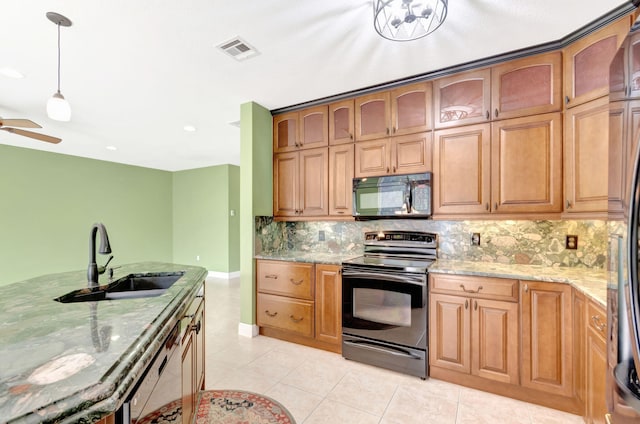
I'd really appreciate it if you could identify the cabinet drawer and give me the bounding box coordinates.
[588,299,607,341]
[257,293,314,337]
[257,260,314,300]
[430,274,518,302]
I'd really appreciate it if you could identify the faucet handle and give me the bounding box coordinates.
[98,255,114,275]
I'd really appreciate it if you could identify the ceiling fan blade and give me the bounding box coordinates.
[0,127,62,144]
[0,119,41,129]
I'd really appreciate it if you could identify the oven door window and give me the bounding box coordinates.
[353,288,411,327]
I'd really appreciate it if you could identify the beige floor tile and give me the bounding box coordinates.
[326,369,398,415]
[210,367,277,394]
[527,403,584,424]
[303,399,381,424]
[456,402,530,424]
[458,386,531,416]
[381,384,458,424]
[266,382,324,423]
[399,376,461,403]
[280,359,349,397]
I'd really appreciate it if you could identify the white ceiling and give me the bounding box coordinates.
[0,1,632,171]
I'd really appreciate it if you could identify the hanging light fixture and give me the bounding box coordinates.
[374,0,448,42]
[46,12,72,122]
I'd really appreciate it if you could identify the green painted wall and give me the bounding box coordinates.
[0,144,173,286]
[172,164,240,273]
[239,102,272,325]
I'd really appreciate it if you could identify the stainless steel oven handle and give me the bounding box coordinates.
[344,340,422,360]
[341,269,425,286]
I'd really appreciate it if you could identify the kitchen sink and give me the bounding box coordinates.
[54,271,185,303]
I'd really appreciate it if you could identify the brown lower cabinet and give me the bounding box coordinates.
[181,289,205,424]
[256,260,341,353]
[429,274,607,417]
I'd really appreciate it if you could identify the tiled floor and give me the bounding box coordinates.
[203,276,584,424]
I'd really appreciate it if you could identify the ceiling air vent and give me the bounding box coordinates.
[217,37,259,61]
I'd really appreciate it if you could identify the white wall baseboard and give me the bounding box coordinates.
[238,322,259,338]
[207,270,241,279]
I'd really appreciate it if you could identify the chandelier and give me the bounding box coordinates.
[374,0,448,42]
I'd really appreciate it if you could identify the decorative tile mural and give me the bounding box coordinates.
[255,217,608,269]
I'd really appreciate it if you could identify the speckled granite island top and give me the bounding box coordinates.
[430,259,607,306]
[0,262,207,424]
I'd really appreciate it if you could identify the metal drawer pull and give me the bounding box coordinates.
[460,284,483,294]
[265,310,278,317]
[474,300,478,311]
[289,315,304,323]
[592,315,606,332]
[290,278,304,285]
[465,299,469,309]
[265,274,278,279]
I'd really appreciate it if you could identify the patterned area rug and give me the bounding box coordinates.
[196,390,296,424]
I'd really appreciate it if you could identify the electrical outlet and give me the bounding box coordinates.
[196,255,200,261]
[318,230,325,241]
[566,235,578,250]
[471,233,481,246]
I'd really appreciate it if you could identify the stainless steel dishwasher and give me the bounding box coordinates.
[120,321,182,423]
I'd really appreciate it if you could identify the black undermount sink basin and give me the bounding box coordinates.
[54,271,185,303]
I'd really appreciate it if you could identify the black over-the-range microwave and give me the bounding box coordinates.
[352,172,432,219]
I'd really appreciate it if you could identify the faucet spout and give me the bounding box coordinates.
[88,223,112,288]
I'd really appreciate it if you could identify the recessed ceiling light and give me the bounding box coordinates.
[0,67,25,79]
[106,145,117,151]
[183,125,196,132]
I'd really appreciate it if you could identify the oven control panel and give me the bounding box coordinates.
[365,231,436,245]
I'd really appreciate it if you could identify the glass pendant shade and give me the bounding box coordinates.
[374,0,448,41]
[47,91,71,122]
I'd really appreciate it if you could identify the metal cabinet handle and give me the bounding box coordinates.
[465,299,469,309]
[386,167,390,173]
[350,134,353,140]
[392,166,396,173]
[460,284,483,294]
[290,278,303,286]
[566,199,571,209]
[474,300,478,311]
[265,274,278,279]
[392,127,397,134]
[486,110,490,120]
[524,284,528,293]
[494,108,498,118]
[337,211,345,214]
[485,203,489,211]
[265,310,278,317]
[191,320,202,334]
[565,95,570,105]
[592,315,606,332]
[494,202,498,210]
[289,315,304,323]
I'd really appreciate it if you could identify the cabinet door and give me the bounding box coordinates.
[391,82,432,136]
[564,97,609,214]
[273,112,299,153]
[181,332,195,424]
[563,16,630,107]
[491,113,562,213]
[573,289,586,410]
[329,99,355,145]
[471,298,519,384]
[491,52,562,120]
[355,91,391,141]
[195,301,205,392]
[628,31,640,99]
[429,293,471,373]
[434,68,491,128]
[273,152,299,216]
[608,101,626,218]
[329,144,354,216]
[299,105,329,149]
[315,264,342,346]
[433,124,491,215]
[521,281,573,397]
[586,301,607,424]
[354,138,390,177]
[299,148,328,216]
[392,131,432,175]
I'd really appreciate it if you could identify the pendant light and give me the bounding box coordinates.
[374,0,448,42]
[46,12,72,122]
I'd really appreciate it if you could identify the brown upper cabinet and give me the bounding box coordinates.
[355,82,432,141]
[434,69,491,129]
[491,52,563,120]
[610,29,640,101]
[354,132,432,178]
[563,16,630,108]
[273,105,329,153]
[329,99,355,145]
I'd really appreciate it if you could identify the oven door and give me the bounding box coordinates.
[342,264,427,349]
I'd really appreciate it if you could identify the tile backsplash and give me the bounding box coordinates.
[255,217,608,269]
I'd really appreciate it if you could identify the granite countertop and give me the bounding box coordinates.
[255,253,607,306]
[0,261,207,423]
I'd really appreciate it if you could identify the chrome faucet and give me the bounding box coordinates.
[87,223,112,288]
